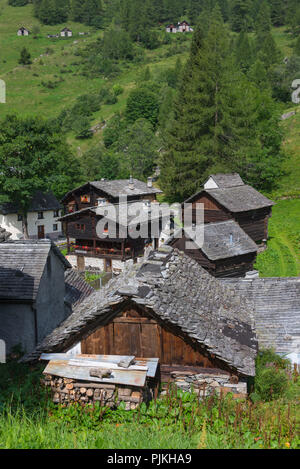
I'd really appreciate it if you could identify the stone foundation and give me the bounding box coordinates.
[168,371,248,398]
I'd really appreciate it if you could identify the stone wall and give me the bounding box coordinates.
[167,371,248,399]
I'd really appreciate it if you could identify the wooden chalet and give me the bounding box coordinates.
[183,173,274,243]
[61,178,162,213]
[24,247,257,397]
[60,178,164,272]
[166,220,258,278]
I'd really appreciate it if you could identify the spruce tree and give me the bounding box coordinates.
[19,47,32,65]
[159,5,284,200]
[235,29,254,72]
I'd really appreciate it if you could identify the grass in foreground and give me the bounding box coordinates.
[0,355,299,449]
[255,199,300,277]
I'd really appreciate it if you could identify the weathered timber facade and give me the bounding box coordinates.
[166,220,258,278]
[81,305,215,369]
[61,179,162,215]
[183,174,274,243]
[60,179,163,272]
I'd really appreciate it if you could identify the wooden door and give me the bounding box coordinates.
[38,225,45,239]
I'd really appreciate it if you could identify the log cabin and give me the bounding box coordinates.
[60,178,165,273]
[61,177,162,214]
[165,220,258,278]
[24,247,258,396]
[183,173,274,243]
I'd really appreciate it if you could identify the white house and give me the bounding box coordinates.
[0,191,63,241]
[166,21,193,33]
[60,27,73,38]
[17,27,30,36]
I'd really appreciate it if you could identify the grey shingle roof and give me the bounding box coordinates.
[222,278,300,357]
[204,186,274,212]
[0,191,61,215]
[23,247,257,376]
[166,220,258,260]
[59,202,170,228]
[65,269,95,308]
[0,226,11,243]
[0,240,71,301]
[62,180,162,203]
[208,173,244,188]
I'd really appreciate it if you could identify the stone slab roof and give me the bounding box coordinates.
[0,191,61,215]
[62,180,162,203]
[0,240,71,302]
[23,247,258,376]
[59,202,170,229]
[222,278,300,357]
[204,186,274,212]
[65,269,95,308]
[166,220,258,260]
[0,227,11,243]
[208,173,244,188]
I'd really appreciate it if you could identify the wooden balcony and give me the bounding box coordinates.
[69,245,133,260]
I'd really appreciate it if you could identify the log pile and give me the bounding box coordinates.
[42,374,149,410]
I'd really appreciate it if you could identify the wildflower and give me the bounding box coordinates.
[285,442,290,448]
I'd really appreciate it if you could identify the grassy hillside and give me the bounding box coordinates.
[255,199,300,277]
[0,1,189,154]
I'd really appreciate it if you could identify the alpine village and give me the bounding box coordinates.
[0,0,299,451]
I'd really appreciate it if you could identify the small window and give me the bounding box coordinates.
[38,212,44,220]
[75,223,85,231]
[80,195,90,204]
[17,214,23,222]
[54,210,60,218]
[53,224,58,231]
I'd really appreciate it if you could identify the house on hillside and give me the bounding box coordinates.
[60,177,166,273]
[0,240,71,356]
[183,173,274,243]
[17,27,30,36]
[166,219,258,278]
[0,191,63,241]
[166,21,193,33]
[223,277,300,365]
[60,27,72,38]
[23,247,258,396]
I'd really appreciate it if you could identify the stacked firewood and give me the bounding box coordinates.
[42,374,146,410]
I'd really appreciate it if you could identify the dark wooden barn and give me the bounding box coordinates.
[24,247,257,396]
[183,173,274,243]
[166,220,258,278]
[61,177,162,215]
[60,178,164,272]
[59,201,166,272]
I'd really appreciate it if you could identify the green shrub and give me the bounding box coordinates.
[112,85,124,97]
[253,367,289,402]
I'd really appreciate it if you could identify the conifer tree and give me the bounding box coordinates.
[19,47,32,65]
[235,29,254,72]
[159,5,284,200]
